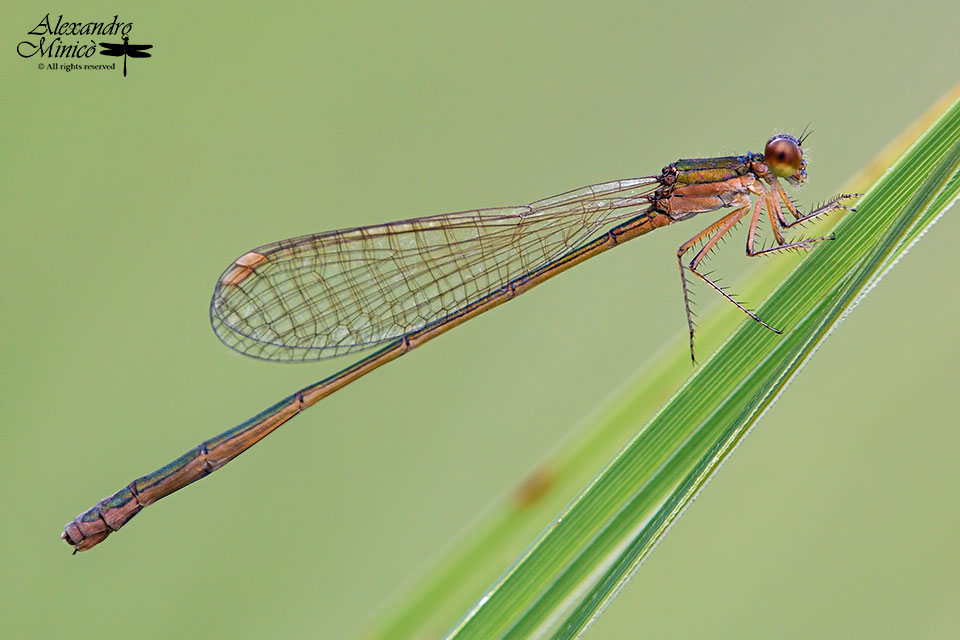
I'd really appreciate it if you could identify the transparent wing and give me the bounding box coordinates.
[210,177,659,361]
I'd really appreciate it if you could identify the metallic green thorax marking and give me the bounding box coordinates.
[670,154,760,185]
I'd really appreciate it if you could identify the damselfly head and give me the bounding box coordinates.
[765,133,807,185]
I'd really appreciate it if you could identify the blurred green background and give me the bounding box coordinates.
[3,3,958,638]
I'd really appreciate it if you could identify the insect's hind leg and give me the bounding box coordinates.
[677,197,774,362]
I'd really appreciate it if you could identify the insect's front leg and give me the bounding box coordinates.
[774,180,860,229]
[747,183,859,257]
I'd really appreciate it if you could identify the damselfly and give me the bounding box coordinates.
[63,133,857,551]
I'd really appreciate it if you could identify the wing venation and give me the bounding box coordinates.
[210,177,658,361]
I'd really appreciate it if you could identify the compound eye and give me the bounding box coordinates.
[765,135,803,178]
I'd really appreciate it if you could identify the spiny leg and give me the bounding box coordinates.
[781,193,859,228]
[773,180,859,229]
[675,206,756,351]
[746,229,832,257]
[677,200,769,362]
[749,185,828,256]
[689,199,759,268]
[686,199,779,331]
[764,189,787,244]
[747,186,859,257]
[745,191,766,257]
[772,177,804,222]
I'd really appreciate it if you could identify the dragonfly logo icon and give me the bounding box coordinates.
[98,35,152,77]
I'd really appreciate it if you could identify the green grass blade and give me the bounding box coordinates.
[552,136,960,640]
[362,89,960,639]
[444,98,960,639]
